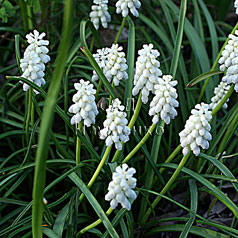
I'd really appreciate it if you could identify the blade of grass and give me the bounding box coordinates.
[32,1,73,237]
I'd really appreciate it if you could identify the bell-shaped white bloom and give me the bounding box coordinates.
[92,44,128,86]
[68,79,98,127]
[89,0,111,30]
[149,75,179,125]
[179,103,212,156]
[132,44,163,104]
[99,99,130,150]
[105,164,137,210]
[221,57,238,92]
[209,82,230,110]
[218,31,238,72]
[20,30,50,94]
[235,0,238,15]
[115,0,141,17]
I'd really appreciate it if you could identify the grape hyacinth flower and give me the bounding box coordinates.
[92,44,128,86]
[89,0,111,30]
[235,0,238,15]
[115,0,141,17]
[105,164,137,210]
[20,30,50,93]
[179,103,212,156]
[149,75,179,125]
[68,79,98,127]
[132,44,163,104]
[218,30,238,72]
[209,82,230,110]
[99,99,130,150]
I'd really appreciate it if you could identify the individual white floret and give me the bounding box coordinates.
[179,103,212,156]
[222,56,238,92]
[149,75,179,125]
[116,0,141,17]
[132,44,163,104]
[92,44,128,86]
[218,30,238,71]
[235,0,238,15]
[105,164,137,210]
[89,0,111,30]
[68,79,98,127]
[209,82,230,110]
[99,99,130,150]
[20,30,50,94]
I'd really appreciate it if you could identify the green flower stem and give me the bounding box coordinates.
[198,22,238,102]
[159,145,182,174]
[122,123,157,164]
[77,207,113,236]
[142,151,191,223]
[78,146,112,203]
[114,17,127,44]
[76,121,83,166]
[95,79,102,100]
[25,88,33,144]
[111,92,142,163]
[109,83,115,105]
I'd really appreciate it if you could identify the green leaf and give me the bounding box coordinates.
[53,204,69,236]
[68,172,120,238]
[187,70,222,87]
[147,224,228,238]
[159,163,238,219]
[3,0,15,16]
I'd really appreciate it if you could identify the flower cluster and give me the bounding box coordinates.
[105,164,137,210]
[218,31,238,72]
[92,44,128,86]
[116,0,141,17]
[149,75,179,125]
[235,0,238,15]
[132,44,163,104]
[99,99,130,150]
[209,82,230,110]
[90,0,111,30]
[68,80,98,127]
[20,30,50,93]
[179,103,212,156]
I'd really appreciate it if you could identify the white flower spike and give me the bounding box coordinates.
[235,0,238,15]
[105,164,137,210]
[209,82,230,110]
[116,0,141,17]
[99,99,130,150]
[89,0,111,30]
[179,103,212,156]
[68,79,98,127]
[149,75,179,125]
[218,30,238,72]
[92,44,128,86]
[20,30,50,94]
[132,44,163,104]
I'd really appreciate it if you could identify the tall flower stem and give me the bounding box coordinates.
[122,123,156,164]
[114,17,127,44]
[111,92,142,162]
[76,121,83,165]
[78,146,112,203]
[142,151,191,223]
[25,88,33,144]
[77,208,113,236]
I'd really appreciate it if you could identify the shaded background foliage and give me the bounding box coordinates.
[0,0,238,237]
